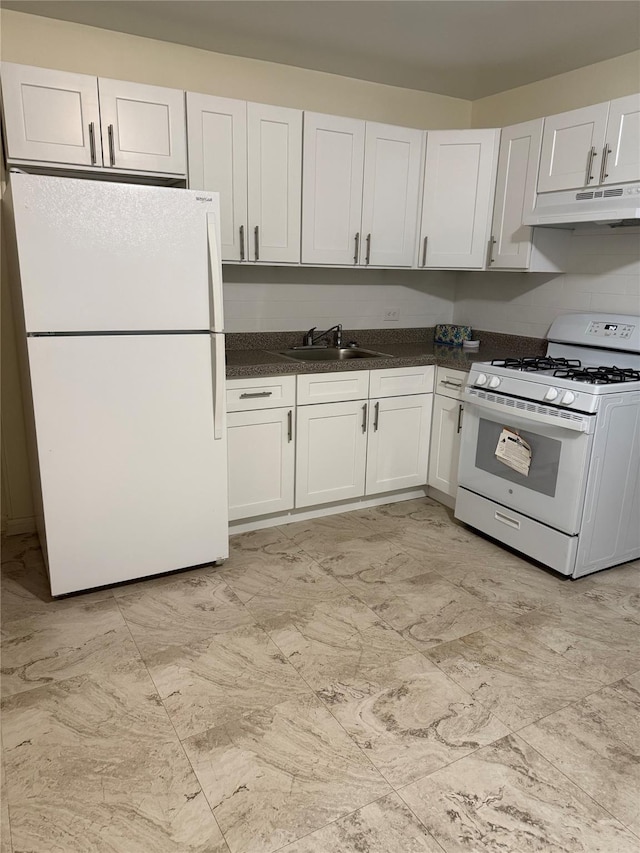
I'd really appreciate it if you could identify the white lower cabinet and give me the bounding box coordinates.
[226,376,295,520]
[428,367,467,498]
[366,394,432,495]
[295,399,368,507]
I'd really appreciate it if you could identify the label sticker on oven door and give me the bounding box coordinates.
[495,428,532,476]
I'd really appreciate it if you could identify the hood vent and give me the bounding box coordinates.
[525,182,640,228]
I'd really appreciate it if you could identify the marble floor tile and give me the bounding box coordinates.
[278,792,442,852]
[145,623,311,739]
[1,735,11,853]
[278,513,373,562]
[512,594,640,683]
[318,534,428,583]
[229,525,295,558]
[116,573,254,657]
[354,496,452,534]
[1,597,135,699]
[425,623,604,730]
[582,559,640,622]
[2,657,228,853]
[519,671,640,837]
[346,570,502,651]
[267,596,415,690]
[182,693,391,853]
[315,653,510,787]
[399,733,638,853]
[221,554,346,626]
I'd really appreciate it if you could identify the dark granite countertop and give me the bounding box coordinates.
[225,328,546,378]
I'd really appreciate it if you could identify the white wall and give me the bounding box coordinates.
[454,229,640,338]
[222,267,454,332]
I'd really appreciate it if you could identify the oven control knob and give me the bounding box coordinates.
[561,391,576,405]
[475,373,488,386]
[544,387,559,401]
[488,376,502,389]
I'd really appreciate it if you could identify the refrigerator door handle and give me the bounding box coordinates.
[212,333,226,441]
[207,212,225,332]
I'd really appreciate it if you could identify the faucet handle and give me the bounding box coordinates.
[304,326,317,346]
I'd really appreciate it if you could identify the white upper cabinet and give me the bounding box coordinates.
[418,129,500,269]
[360,122,424,267]
[302,113,423,266]
[187,93,248,261]
[188,95,301,262]
[490,119,542,270]
[602,94,640,185]
[0,63,187,175]
[1,63,102,167]
[302,113,365,265]
[247,102,302,264]
[537,103,609,192]
[98,78,186,175]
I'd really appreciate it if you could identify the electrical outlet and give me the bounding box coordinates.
[384,308,399,322]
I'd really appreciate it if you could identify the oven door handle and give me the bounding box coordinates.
[463,393,593,434]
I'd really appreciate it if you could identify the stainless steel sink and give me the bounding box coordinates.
[278,347,392,362]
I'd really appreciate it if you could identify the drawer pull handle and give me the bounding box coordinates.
[239,391,273,399]
[495,511,520,530]
[441,380,462,389]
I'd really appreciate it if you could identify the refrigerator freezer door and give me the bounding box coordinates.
[9,173,222,333]
[28,334,228,595]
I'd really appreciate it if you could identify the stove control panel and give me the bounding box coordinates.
[587,321,635,341]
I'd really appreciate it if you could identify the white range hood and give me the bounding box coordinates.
[524,182,640,228]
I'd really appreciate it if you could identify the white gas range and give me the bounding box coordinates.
[455,313,640,578]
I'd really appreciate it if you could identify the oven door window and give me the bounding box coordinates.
[475,419,561,497]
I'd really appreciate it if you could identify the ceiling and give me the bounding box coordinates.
[3,1,639,100]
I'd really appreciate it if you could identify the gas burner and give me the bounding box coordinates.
[552,366,640,385]
[491,356,582,372]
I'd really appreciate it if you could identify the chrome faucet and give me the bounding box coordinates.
[303,324,343,347]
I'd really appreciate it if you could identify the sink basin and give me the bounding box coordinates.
[278,347,392,362]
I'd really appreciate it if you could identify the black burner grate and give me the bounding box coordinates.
[552,366,640,385]
[491,357,582,372]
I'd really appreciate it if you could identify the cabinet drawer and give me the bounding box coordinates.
[369,365,434,398]
[297,371,369,405]
[435,366,467,400]
[227,375,296,411]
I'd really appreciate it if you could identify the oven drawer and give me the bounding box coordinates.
[455,487,578,576]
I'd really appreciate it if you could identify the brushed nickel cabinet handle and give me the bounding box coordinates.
[354,232,360,264]
[457,403,463,434]
[441,380,462,389]
[599,145,611,184]
[239,391,272,399]
[108,124,115,166]
[239,225,245,261]
[88,122,96,165]
[585,146,597,185]
[486,236,496,267]
[254,225,259,261]
[362,403,368,433]
[287,409,293,442]
[421,236,428,267]
[365,233,371,265]
[373,401,380,431]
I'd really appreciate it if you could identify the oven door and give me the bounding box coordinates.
[457,390,596,534]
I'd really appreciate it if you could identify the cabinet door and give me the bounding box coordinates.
[602,94,640,185]
[366,394,432,496]
[227,407,294,520]
[537,103,609,193]
[490,119,543,270]
[428,395,463,497]
[360,123,424,267]
[98,78,187,174]
[419,129,499,269]
[295,401,367,507]
[247,103,302,263]
[0,62,102,166]
[187,93,248,261]
[301,113,365,265]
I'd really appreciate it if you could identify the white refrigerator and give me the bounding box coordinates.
[6,172,228,595]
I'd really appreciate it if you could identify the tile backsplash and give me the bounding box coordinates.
[221,230,639,338]
[454,229,640,338]
[221,266,455,332]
